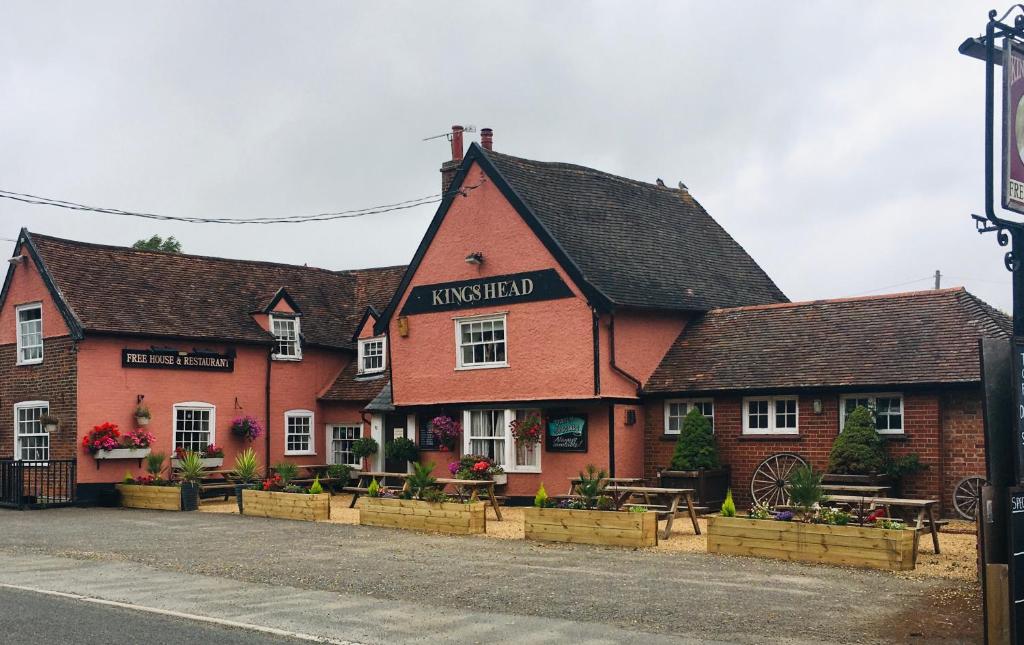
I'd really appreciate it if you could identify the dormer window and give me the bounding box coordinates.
[358,336,386,374]
[270,315,301,360]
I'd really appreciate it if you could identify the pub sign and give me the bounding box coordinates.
[546,414,588,452]
[122,348,234,372]
[400,269,574,315]
[1004,38,1024,215]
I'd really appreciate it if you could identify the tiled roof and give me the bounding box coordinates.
[320,363,389,402]
[22,231,405,349]
[481,147,788,311]
[645,288,1011,394]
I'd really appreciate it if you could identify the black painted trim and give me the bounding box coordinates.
[262,287,303,315]
[0,229,85,340]
[350,306,380,343]
[592,308,601,396]
[608,404,616,477]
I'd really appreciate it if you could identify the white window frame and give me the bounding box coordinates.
[270,314,302,361]
[172,402,216,452]
[328,423,363,468]
[15,302,43,366]
[462,408,541,473]
[454,313,508,370]
[839,393,905,436]
[742,396,800,435]
[663,398,714,435]
[285,409,315,456]
[357,336,386,374]
[14,400,49,463]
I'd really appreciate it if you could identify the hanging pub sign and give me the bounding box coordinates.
[399,269,574,315]
[546,414,588,452]
[1004,38,1024,215]
[122,348,234,372]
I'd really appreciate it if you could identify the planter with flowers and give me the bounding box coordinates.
[85,423,156,467]
[706,467,917,571]
[171,444,224,469]
[40,413,59,433]
[449,454,506,485]
[135,403,151,427]
[358,462,486,535]
[429,415,462,452]
[116,452,182,511]
[230,415,264,442]
[242,462,330,522]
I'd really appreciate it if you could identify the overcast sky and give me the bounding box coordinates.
[0,1,1013,310]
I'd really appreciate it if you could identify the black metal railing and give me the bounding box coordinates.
[0,459,76,509]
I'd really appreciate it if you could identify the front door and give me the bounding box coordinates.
[383,413,408,473]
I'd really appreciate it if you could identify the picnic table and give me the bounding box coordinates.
[343,471,410,507]
[821,484,891,496]
[435,478,503,521]
[604,485,700,540]
[561,476,644,497]
[825,495,941,553]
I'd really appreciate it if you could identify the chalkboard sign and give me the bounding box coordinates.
[546,414,588,452]
[417,415,440,451]
[1010,488,1024,643]
[1013,340,1024,483]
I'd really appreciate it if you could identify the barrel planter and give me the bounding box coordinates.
[523,507,658,547]
[116,484,182,511]
[241,489,331,522]
[659,467,730,508]
[706,516,917,571]
[357,497,486,535]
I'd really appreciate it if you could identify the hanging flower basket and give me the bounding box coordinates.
[510,414,543,446]
[40,413,59,433]
[230,415,264,442]
[430,416,462,451]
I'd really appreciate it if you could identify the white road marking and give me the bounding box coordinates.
[0,582,362,645]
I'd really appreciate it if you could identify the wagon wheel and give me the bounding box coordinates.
[750,453,808,508]
[953,476,988,520]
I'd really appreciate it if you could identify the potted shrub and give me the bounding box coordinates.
[241,461,331,521]
[351,437,379,469]
[659,408,730,508]
[429,415,462,452]
[40,413,59,433]
[448,454,506,485]
[357,461,486,534]
[825,406,892,487]
[231,447,262,513]
[175,450,205,511]
[230,415,264,442]
[326,463,353,494]
[135,403,151,427]
[384,437,419,468]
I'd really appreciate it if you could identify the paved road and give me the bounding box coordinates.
[0,586,316,645]
[0,508,979,644]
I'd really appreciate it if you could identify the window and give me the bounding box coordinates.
[173,403,215,452]
[285,410,315,455]
[462,408,541,472]
[456,314,507,369]
[330,424,362,466]
[511,409,541,472]
[14,401,48,462]
[358,337,386,374]
[840,394,904,435]
[270,315,301,360]
[16,303,43,365]
[664,399,714,434]
[742,396,799,435]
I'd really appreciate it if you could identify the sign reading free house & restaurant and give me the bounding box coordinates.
[122,348,234,372]
[400,269,574,315]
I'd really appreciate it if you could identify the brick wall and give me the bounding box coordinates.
[940,389,987,516]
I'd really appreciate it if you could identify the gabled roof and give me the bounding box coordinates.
[377,144,787,331]
[319,363,389,402]
[350,306,380,343]
[258,288,302,315]
[644,288,1011,394]
[2,230,405,349]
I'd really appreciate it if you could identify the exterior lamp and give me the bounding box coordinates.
[813,399,823,414]
[7,256,24,265]
[465,252,484,265]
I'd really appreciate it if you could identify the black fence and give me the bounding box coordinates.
[0,459,76,509]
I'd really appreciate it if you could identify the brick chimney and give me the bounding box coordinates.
[441,125,464,193]
[481,127,493,150]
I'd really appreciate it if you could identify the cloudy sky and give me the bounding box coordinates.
[0,1,1012,310]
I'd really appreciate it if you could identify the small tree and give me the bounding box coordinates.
[827,406,886,475]
[670,408,719,470]
[133,234,182,253]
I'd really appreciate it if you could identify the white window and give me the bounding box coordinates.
[462,408,541,473]
[330,424,362,466]
[358,337,386,374]
[270,315,301,360]
[14,401,48,462]
[173,403,215,452]
[840,394,904,435]
[455,314,507,369]
[664,399,714,434]
[742,396,799,435]
[285,410,315,455]
[511,409,542,472]
[16,303,43,365]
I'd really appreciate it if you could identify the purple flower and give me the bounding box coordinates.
[448,462,459,475]
[773,511,794,521]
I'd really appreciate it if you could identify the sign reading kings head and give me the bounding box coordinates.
[1004,38,1024,215]
[399,269,574,315]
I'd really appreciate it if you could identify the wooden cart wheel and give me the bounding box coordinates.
[750,453,808,508]
[953,475,987,520]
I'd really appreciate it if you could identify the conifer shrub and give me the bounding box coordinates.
[670,408,719,470]
[827,406,886,475]
[720,489,736,517]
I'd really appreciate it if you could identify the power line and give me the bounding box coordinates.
[0,182,484,225]
[851,276,935,297]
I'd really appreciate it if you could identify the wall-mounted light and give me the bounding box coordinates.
[397,316,410,337]
[7,256,25,265]
[464,251,484,265]
[813,399,823,414]
[625,409,637,426]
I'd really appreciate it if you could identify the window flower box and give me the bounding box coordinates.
[706,516,917,571]
[171,457,223,469]
[241,489,331,522]
[96,448,152,460]
[357,497,486,535]
[492,473,507,485]
[523,507,658,547]
[116,483,182,511]
[659,467,730,509]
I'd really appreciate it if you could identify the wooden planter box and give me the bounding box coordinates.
[706,516,917,571]
[523,507,658,547]
[357,497,486,535]
[241,489,331,522]
[116,484,181,511]
[659,467,730,508]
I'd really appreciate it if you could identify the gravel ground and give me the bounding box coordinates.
[0,506,980,644]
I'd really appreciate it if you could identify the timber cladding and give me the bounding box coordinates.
[116,484,182,511]
[706,516,917,571]
[357,497,486,535]
[241,490,331,522]
[523,507,658,547]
